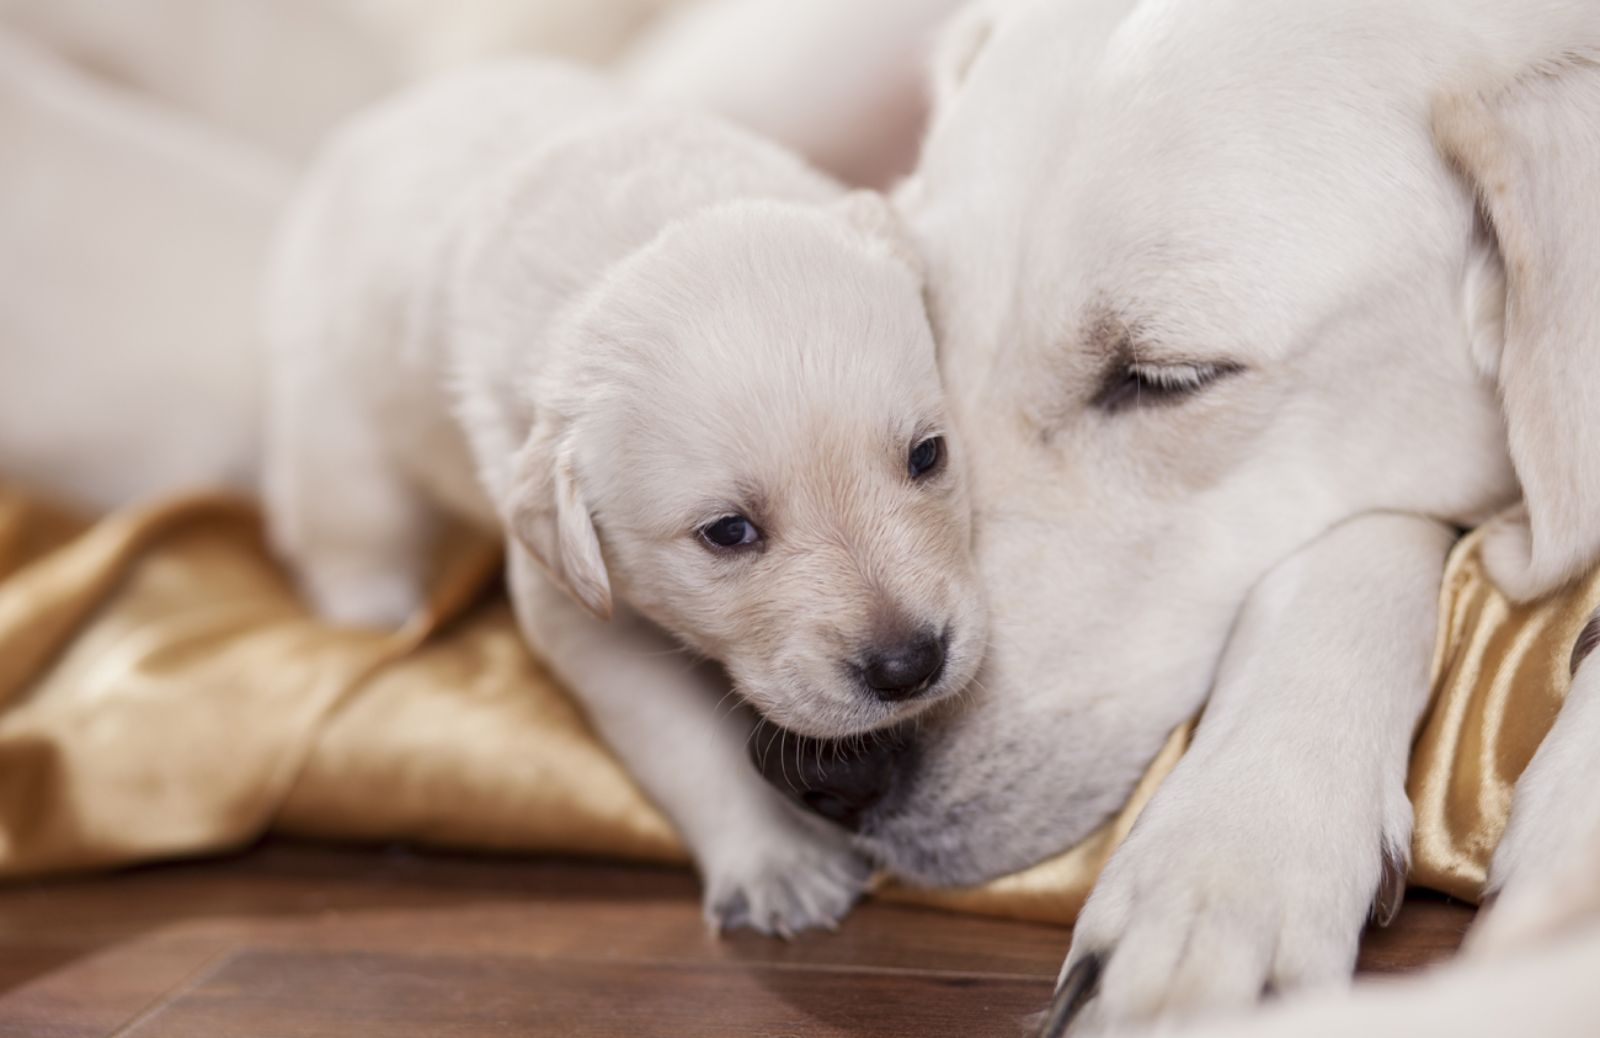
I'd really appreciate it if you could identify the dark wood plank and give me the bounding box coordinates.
[119,948,1053,1038]
[0,841,1072,989]
[1357,891,1477,973]
[0,841,1478,1038]
[0,932,230,1038]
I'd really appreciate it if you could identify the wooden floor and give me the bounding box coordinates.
[0,840,1475,1037]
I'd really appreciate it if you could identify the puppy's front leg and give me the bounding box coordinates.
[1049,514,1455,1035]
[507,549,871,936]
[1467,606,1600,956]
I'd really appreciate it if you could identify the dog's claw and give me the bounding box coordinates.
[1372,844,1408,927]
[1038,953,1103,1038]
[709,889,751,934]
[1570,609,1600,677]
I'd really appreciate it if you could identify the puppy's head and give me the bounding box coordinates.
[510,194,985,738]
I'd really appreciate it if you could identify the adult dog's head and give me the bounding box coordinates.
[766,0,1600,882]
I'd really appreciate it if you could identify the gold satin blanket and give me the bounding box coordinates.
[1,486,1593,923]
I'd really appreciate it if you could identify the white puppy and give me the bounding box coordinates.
[743,0,1600,1026]
[262,61,986,934]
[0,0,682,157]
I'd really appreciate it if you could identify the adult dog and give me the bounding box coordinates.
[759,0,1600,1030]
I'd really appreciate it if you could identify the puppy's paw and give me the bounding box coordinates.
[701,815,871,937]
[1042,773,1411,1036]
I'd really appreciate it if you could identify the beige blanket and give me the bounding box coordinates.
[1,486,1591,923]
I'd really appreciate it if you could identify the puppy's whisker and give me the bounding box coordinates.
[711,687,745,725]
[762,721,783,773]
[613,645,693,660]
[747,717,774,769]
[752,726,771,774]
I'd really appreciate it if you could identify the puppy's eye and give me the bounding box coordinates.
[908,436,945,480]
[699,514,761,551]
[1092,361,1242,413]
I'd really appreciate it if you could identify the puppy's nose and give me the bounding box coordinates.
[859,632,946,700]
[751,725,907,832]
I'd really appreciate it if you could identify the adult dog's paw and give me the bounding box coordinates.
[701,815,872,938]
[1468,655,1600,959]
[1040,773,1411,1036]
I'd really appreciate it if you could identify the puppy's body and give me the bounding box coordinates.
[267,66,612,571]
[265,61,984,933]
[267,64,814,610]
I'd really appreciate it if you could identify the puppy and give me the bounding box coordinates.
[262,61,986,934]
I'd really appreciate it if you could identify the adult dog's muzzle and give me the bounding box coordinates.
[749,722,912,832]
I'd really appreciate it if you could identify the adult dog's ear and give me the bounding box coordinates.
[1435,54,1600,601]
[896,2,1001,215]
[505,414,612,620]
[928,1,999,110]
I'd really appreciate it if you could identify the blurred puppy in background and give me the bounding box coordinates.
[263,61,986,935]
[0,0,953,513]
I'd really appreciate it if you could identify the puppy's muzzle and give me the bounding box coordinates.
[855,629,948,701]
[750,723,910,832]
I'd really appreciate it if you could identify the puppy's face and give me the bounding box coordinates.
[830,0,1569,883]
[521,198,986,738]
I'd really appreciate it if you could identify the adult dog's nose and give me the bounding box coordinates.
[751,725,907,832]
[859,631,946,700]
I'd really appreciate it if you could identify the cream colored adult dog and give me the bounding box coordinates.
[263,61,986,935]
[751,0,1600,1030]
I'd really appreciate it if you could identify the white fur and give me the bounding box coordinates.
[1090,826,1600,1037]
[0,0,682,157]
[1097,918,1600,1038]
[619,0,963,188]
[853,0,1600,1028]
[262,61,986,933]
[1060,514,1450,1029]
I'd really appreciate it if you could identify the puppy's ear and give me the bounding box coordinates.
[505,414,612,619]
[1434,55,1600,601]
[832,190,924,280]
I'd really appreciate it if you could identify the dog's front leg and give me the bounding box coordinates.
[507,549,871,936]
[1046,513,1454,1036]
[1467,606,1600,956]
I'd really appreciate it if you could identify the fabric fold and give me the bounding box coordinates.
[0,484,1592,922]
